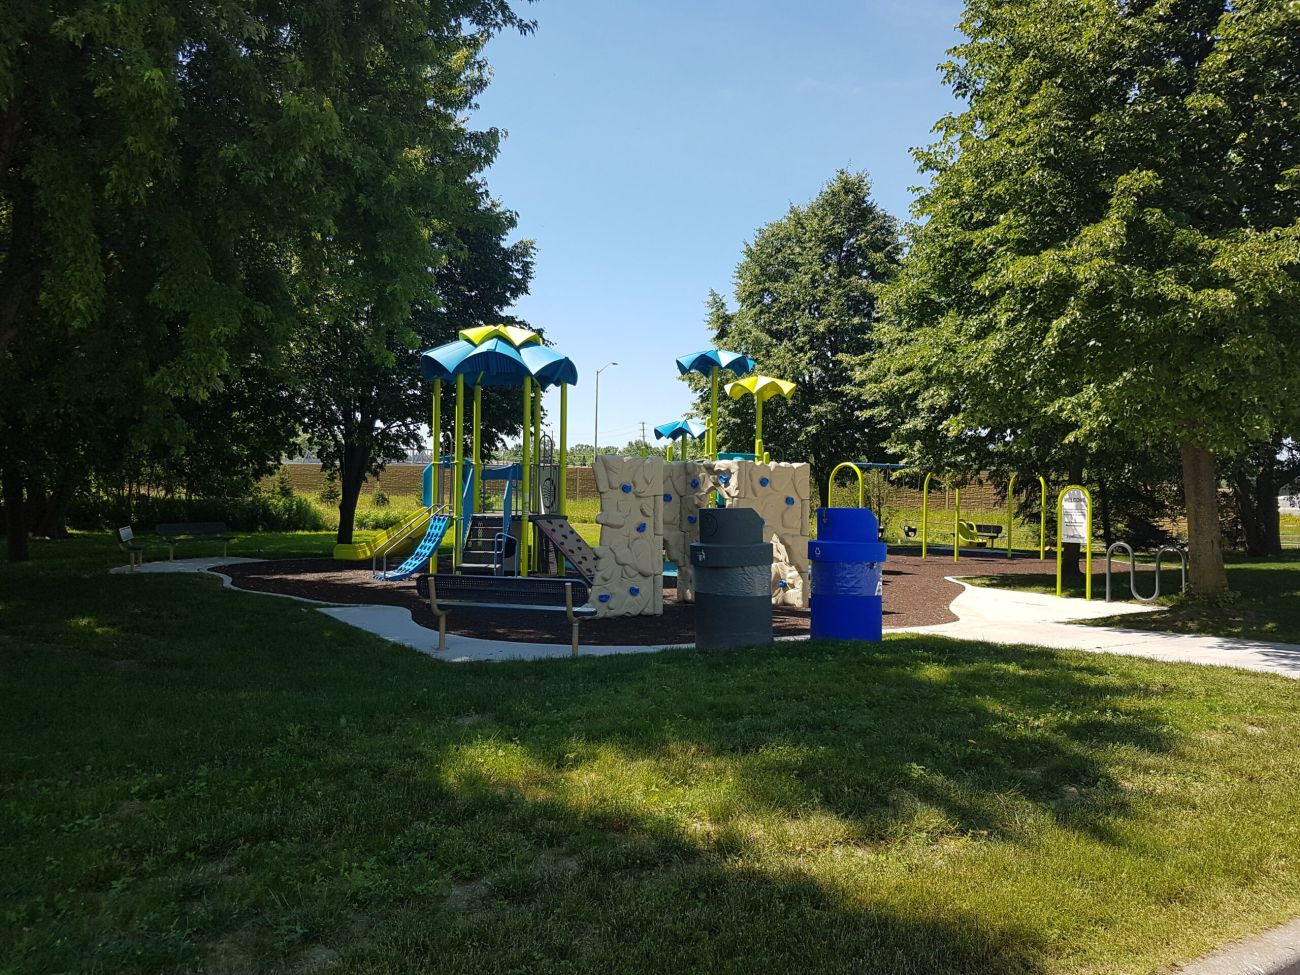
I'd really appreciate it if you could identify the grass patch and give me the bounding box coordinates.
[964,553,1300,644]
[3,538,1300,973]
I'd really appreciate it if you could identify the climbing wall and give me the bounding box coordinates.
[663,459,811,608]
[591,455,665,617]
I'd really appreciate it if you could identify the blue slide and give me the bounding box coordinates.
[373,514,452,581]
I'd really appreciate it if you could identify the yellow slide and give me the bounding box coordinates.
[333,507,434,561]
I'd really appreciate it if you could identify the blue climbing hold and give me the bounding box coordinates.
[785,496,795,506]
[629,586,640,596]
[598,593,611,603]
[636,522,647,533]
[621,483,632,494]
[664,492,673,502]
[778,580,788,589]
[687,515,697,524]
[690,478,700,489]
[760,477,770,487]
[719,473,731,485]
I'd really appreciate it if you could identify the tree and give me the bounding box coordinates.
[0,0,531,560]
[698,171,902,505]
[872,0,1300,595]
[298,196,536,544]
[1227,440,1300,557]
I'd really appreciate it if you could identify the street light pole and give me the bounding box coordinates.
[594,361,617,458]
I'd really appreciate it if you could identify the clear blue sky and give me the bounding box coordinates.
[472,0,965,450]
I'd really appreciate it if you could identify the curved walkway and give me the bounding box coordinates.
[110,559,1300,675]
[900,579,1300,679]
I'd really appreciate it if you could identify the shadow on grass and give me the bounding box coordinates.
[0,555,1214,974]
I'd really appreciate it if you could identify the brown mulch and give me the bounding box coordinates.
[216,550,1066,646]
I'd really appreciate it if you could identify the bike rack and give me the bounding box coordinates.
[1105,542,1188,603]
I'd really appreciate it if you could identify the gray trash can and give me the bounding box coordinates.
[689,507,772,649]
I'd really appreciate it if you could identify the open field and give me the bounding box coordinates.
[3,536,1300,973]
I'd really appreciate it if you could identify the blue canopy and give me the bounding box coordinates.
[420,337,535,386]
[654,419,707,441]
[675,349,755,378]
[519,344,579,389]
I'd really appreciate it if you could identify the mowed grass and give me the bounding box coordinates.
[964,553,1300,645]
[3,538,1300,974]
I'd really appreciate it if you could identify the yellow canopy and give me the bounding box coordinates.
[459,324,542,348]
[725,375,797,404]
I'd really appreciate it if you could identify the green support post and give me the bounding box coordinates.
[429,379,441,572]
[921,472,933,559]
[1038,475,1048,561]
[520,378,530,578]
[533,379,542,571]
[472,382,482,518]
[953,487,961,563]
[710,367,719,460]
[453,374,464,570]
[558,383,568,518]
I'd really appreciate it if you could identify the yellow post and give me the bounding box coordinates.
[710,367,719,459]
[1007,473,1017,559]
[471,381,481,518]
[1038,475,1048,561]
[429,379,441,573]
[558,382,568,518]
[754,395,764,459]
[953,487,962,563]
[829,463,865,509]
[921,472,933,559]
[1055,484,1094,599]
[520,378,530,577]
[452,373,464,569]
[533,379,542,571]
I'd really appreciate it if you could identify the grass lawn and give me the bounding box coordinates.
[3,537,1300,974]
[964,553,1300,645]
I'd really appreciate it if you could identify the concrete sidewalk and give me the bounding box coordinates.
[899,580,1300,679]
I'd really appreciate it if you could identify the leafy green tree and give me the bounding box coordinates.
[0,0,531,560]
[298,197,536,545]
[697,171,901,505]
[872,0,1300,594]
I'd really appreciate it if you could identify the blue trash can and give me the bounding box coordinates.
[810,508,888,641]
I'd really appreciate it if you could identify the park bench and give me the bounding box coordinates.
[155,522,234,561]
[974,523,1005,546]
[116,527,146,570]
[415,573,595,657]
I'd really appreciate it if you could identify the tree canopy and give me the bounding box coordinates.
[699,170,901,504]
[0,0,532,558]
[870,0,1300,594]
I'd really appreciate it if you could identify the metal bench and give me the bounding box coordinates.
[974,523,1005,546]
[415,574,595,656]
[116,527,145,570]
[154,521,234,560]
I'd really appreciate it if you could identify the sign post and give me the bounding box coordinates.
[1055,484,1093,599]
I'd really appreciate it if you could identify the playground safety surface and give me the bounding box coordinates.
[219,552,1066,647]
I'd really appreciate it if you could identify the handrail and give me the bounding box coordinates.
[828,462,866,509]
[371,504,445,577]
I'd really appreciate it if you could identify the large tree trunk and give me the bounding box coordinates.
[1180,442,1229,596]
[335,442,370,546]
[1234,452,1282,558]
[3,466,29,562]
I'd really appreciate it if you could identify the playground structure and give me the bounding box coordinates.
[675,350,755,459]
[827,464,1049,560]
[331,335,815,638]
[725,375,798,463]
[653,418,706,461]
